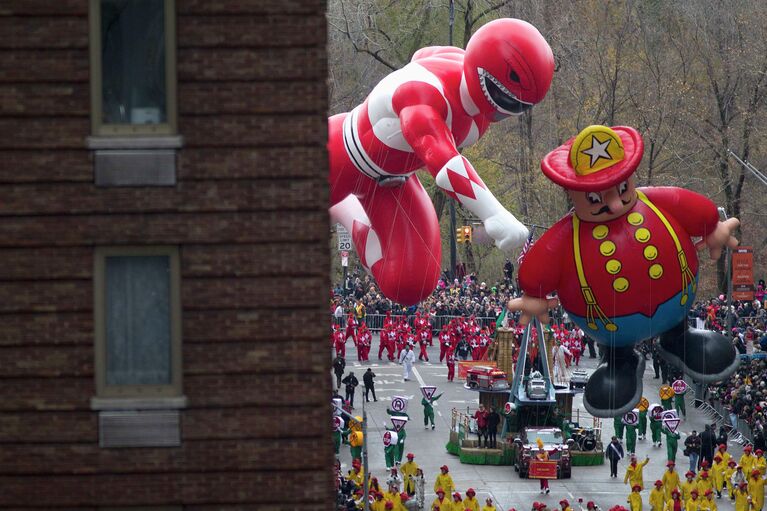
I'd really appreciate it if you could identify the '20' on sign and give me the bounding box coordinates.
[337,224,353,251]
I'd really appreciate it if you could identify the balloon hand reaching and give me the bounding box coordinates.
[695,217,739,260]
[507,295,559,325]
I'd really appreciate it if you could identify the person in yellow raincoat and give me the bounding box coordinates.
[434,465,455,495]
[558,498,573,511]
[348,458,365,488]
[755,449,767,477]
[731,481,750,511]
[740,445,756,475]
[697,470,713,498]
[649,480,665,511]
[748,469,767,511]
[431,489,451,511]
[449,491,463,511]
[681,470,697,501]
[664,488,684,511]
[711,455,727,498]
[481,497,496,511]
[400,453,419,496]
[372,492,386,511]
[686,488,702,511]
[624,454,651,490]
[663,461,681,500]
[700,488,717,511]
[384,487,403,510]
[398,493,412,511]
[463,488,480,511]
[627,484,643,511]
[717,444,732,467]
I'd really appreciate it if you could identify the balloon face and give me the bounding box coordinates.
[463,18,554,117]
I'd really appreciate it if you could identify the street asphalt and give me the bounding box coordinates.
[335,339,744,510]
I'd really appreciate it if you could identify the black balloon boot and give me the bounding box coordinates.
[583,346,645,418]
[658,321,739,382]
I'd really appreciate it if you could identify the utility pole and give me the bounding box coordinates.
[448,0,457,280]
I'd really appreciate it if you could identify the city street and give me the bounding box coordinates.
[335,339,746,510]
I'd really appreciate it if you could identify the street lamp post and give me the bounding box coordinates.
[447,0,457,280]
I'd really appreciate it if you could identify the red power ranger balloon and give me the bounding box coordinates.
[328,18,554,305]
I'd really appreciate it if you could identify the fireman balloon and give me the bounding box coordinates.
[328,18,555,305]
[511,124,740,417]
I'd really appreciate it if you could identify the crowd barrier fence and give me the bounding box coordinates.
[331,313,498,332]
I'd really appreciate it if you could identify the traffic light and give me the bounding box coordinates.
[456,227,465,243]
[462,225,473,243]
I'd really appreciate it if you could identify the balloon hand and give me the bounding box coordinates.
[507,295,559,326]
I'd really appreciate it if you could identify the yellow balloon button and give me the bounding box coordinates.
[613,277,629,292]
[649,264,664,279]
[592,225,609,239]
[634,228,651,243]
[643,245,658,261]
[605,259,622,274]
[628,212,644,226]
[599,240,616,256]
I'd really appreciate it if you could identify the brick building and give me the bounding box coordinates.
[0,0,332,508]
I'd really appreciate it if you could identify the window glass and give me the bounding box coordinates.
[105,255,172,386]
[100,0,167,126]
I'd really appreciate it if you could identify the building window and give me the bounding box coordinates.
[89,0,177,136]
[94,247,182,398]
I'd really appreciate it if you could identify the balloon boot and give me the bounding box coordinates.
[658,321,739,382]
[583,346,645,418]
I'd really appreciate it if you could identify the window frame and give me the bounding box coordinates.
[89,0,178,137]
[94,246,183,398]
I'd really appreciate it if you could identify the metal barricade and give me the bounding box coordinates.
[330,313,498,332]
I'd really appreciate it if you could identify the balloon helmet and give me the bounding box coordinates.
[463,18,554,119]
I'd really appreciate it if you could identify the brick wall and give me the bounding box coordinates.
[0,0,332,508]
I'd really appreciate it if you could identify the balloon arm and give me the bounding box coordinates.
[516,218,568,298]
[640,187,719,238]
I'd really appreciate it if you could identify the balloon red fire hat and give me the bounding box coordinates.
[541,125,644,191]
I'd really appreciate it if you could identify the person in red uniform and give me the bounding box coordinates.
[333,324,346,358]
[446,348,456,382]
[418,328,430,361]
[345,311,358,345]
[358,322,371,361]
[384,311,394,329]
[438,325,453,362]
[379,326,390,360]
[509,125,740,417]
[386,327,398,361]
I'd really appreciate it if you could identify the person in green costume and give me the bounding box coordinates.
[384,429,398,470]
[614,416,625,440]
[333,418,345,455]
[663,426,681,463]
[625,422,638,454]
[387,407,409,463]
[638,408,647,441]
[650,414,662,448]
[674,391,686,418]
[422,393,443,430]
